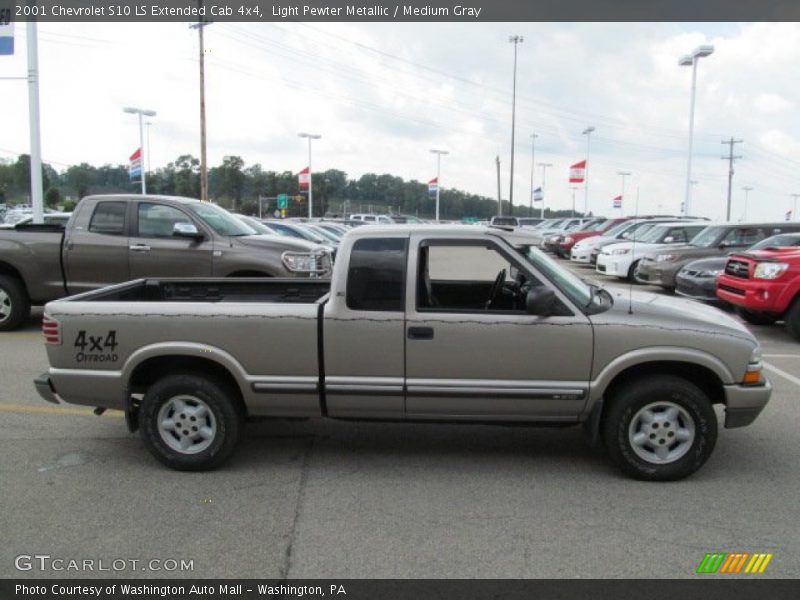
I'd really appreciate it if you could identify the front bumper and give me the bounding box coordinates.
[34,373,60,404]
[570,249,592,264]
[723,380,772,428]
[596,253,631,277]
[635,260,679,288]
[716,277,786,313]
[675,273,718,301]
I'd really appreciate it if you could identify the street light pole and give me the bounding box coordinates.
[190,16,211,202]
[741,186,752,221]
[123,106,157,194]
[145,121,153,178]
[582,126,595,214]
[792,194,800,222]
[617,171,631,213]
[430,149,448,221]
[537,162,552,219]
[529,133,538,217]
[570,186,579,218]
[679,44,714,216]
[298,132,321,218]
[508,35,524,216]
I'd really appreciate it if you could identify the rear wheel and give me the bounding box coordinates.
[736,307,777,326]
[0,275,31,332]
[784,297,800,341]
[140,373,244,471]
[602,375,717,481]
[625,259,640,283]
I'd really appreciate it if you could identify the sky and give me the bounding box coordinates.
[1,21,799,220]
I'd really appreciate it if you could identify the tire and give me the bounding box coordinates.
[140,373,244,471]
[784,297,800,341]
[626,260,640,283]
[0,275,31,332]
[602,375,717,481]
[736,307,777,326]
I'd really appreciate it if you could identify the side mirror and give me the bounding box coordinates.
[173,222,203,240]
[663,236,675,243]
[526,287,556,316]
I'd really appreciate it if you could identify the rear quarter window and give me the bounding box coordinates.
[88,202,126,235]
[346,238,408,312]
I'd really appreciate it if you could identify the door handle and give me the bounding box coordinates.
[408,326,434,340]
[129,244,151,252]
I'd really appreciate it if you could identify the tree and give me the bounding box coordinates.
[44,187,62,209]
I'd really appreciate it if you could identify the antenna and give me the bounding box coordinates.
[628,184,640,315]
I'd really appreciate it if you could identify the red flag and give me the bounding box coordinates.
[569,160,586,183]
[613,195,622,209]
[298,166,310,189]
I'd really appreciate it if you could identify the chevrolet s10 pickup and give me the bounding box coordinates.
[35,225,771,480]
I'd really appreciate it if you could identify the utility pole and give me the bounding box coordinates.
[582,126,595,214]
[741,186,752,221]
[721,138,743,221]
[190,8,211,202]
[792,194,800,222]
[508,35,523,215]
[495,155,502,216]
[430,149,448,222]
[528,133,538,217]
[570,186,579,218]
[537,162,552,220]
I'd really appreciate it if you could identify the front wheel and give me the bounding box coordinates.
[602,375,717,481]
[0,275,31,332]
[736,307,777,326]
[626,259,640,283]
[784,297,800,341]
[140,373,244,471]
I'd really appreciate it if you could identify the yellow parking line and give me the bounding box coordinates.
[0,402,123,418]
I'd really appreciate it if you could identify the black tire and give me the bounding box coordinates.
[0,275,31,332]
[736,307,777,326]
[784,297,800,341]
[602,375,717,481]
[140,373,244,471]
[626,259,640,283]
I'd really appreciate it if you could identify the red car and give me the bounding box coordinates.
[716,247,800,340]
[555,217,631,258]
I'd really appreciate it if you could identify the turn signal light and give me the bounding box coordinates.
[742,370,762,385]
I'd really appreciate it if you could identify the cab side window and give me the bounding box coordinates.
[88,202,126,236]
[137,203,193,238]
[722,227,761,246]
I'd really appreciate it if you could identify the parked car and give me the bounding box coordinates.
[676,233,800,303]
[349,214,395,224]
[636,222,800,291]
[261,220,336,248]
[552,218,626,258]
[543,218,607,253]
[0,212,72,229]
[0,195,331,331]
[517,217,544,227]
[573,219,663,265]
[528,218,592,247]
[597,222,709,282]
[716,246,800,339]
[36,225,769,480]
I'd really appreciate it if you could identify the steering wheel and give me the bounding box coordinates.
[485,269,507,309]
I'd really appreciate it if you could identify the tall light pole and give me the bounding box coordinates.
[25,22,45,223]
[529,133,538,217]
[123,106,157,194]
[298,132,321,218]
[792,194,800,222]
[145,121,153,177]
[190,14,211,202]
[679,44,714,216]
[508,35,524,216]
[537,162,552,219]
[569,186,579,217]
[582,126,595,214]
[430,149,448,221]
[617,171,631,212]
[741,186,752,221]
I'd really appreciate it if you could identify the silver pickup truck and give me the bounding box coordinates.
[34,225,771,480]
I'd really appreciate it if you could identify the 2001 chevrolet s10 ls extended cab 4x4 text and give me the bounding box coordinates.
[35,226,770,480]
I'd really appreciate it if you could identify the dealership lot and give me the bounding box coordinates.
[2,266,799,579]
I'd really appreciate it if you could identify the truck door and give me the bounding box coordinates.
[128,202,214,279]
[64,199,131,295]
[322,236,408,419]
[404,235,594,420]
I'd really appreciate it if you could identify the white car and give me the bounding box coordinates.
[569,219,681,265]
[595,222,708,281]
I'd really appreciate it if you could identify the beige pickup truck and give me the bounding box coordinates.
[0,194,330,330]
[35,225,771,480]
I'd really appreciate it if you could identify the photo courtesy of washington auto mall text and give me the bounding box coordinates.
[2,0,800,599]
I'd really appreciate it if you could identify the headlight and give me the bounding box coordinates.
[611,248,631,255]
[697,269,722,277]
[281,251,330,274]
[656,254,676,262]
[563,236,574,244]
[753,262,788,280]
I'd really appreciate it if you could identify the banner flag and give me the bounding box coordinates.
[0,22,13,56]
[128,148,142,181]
[613,195,622,209]
[532,187,543,202]
[569,160,586,183]
[298,166,310,190]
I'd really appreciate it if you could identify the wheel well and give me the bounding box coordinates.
[602,361,726,409]
[0,262,28,294]
[129,355,246,415]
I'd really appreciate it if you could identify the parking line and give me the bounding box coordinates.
[0,402,123,418]
[763,354,800,359]
[763,362,800,388]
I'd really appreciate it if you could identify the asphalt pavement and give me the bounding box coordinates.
[1,268,799,579]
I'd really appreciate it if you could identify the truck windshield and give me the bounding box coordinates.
[518,244,595,308]
[689,226,724,247]
[188,203,256,236]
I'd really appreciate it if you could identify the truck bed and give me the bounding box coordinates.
[62,277,331,304]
